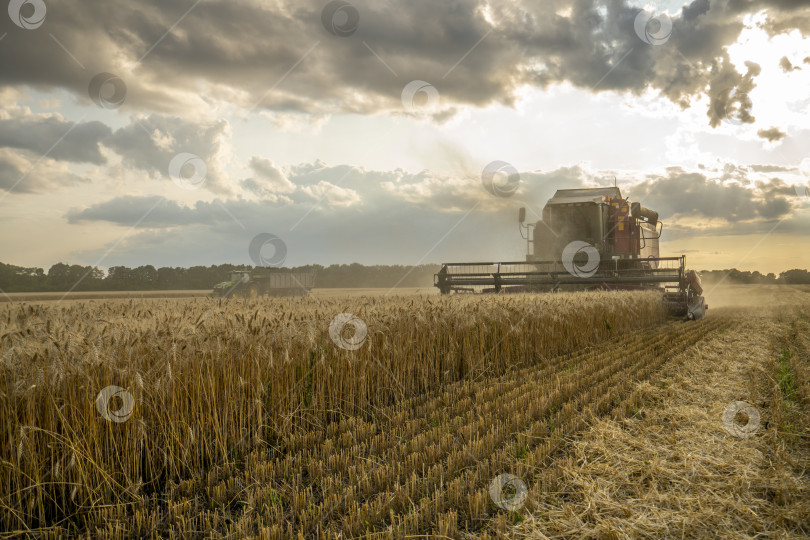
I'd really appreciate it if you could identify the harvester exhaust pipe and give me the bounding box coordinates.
[631,202,658,225]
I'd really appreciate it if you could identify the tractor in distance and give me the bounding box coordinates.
[211,270,315,299]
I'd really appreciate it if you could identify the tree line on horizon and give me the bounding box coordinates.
[0,262,440,292]
[1,261,809,293]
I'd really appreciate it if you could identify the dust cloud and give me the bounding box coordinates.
[702,284,810,309]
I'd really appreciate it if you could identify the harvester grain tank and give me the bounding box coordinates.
[434,187,707,320]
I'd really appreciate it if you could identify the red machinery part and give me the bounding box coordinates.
[610,198,635,255]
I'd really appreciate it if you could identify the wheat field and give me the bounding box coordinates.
[1,290,808,538]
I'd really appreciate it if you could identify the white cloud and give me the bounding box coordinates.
[299,181,361,207]
[242,156,296,195]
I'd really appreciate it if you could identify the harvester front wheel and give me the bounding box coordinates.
[248,284,260,299]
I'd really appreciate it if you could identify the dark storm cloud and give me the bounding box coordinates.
[628,168,796,223]
[105,115,230,192]
[0,0,808,125]
[0,116,110,164]
[704,59,760,127]
[0,111,231,193]
[757,126,787,142]
[759,2,810,37]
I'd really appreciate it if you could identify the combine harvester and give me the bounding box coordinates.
[434,187,707,320]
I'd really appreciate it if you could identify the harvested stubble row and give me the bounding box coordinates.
[0,291,665,536]
[763,307,810,520]
[784,309,810,415]
[235,317,724,539]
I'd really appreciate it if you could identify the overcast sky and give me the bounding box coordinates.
[1,0,809,274]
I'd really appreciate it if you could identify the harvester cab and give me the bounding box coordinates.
[211,271,251,298]
[522,188,660,264]
[435,187,707,320]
